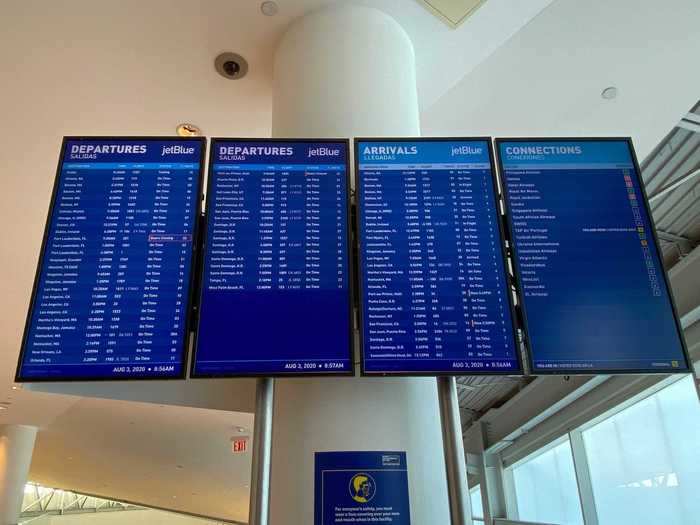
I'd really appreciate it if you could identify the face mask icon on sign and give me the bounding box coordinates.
[349,473,376,503]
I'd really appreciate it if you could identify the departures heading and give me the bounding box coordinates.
[15,136,691,381]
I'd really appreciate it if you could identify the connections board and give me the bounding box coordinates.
[356,138,520,375]
[17,137,205,381]
[192,139,353,377]
[497,138,690,374]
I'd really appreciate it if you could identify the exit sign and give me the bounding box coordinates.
[232,438,248,453]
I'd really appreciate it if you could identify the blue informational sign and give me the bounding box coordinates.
[17,137,205,381]
[192,139,353,377]
[497,138,690,374]
[356,138,520,375]
[315,451,411,525]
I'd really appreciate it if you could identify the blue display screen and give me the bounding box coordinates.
[357,139,520,375]
[192,140,352,376]
[497,138,689,373]
[17,137,204,380]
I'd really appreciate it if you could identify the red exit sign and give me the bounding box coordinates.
[231,438,248,453]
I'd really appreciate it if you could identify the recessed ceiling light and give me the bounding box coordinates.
[601,86,618,100]
[12,386,19,390]
[261,1,279,16]
[176,123,201,137]
[0,406,6,411]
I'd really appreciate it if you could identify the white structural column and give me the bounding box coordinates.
[272,6,420,139]
[270,6,449,525]
[0,425,37,525]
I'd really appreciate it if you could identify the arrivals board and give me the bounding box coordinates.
[192,139,352,377]
[17,137,205,381]
[496,138,690,374]
[356,138,520,375]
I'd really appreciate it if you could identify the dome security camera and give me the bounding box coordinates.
[215,52,248,80]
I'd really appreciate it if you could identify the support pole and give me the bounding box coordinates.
[248,377,274,525]
[438,376,473,525]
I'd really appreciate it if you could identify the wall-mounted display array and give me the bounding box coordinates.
[17,136,690,382]
[496,138,690,374]
[17,137,205,381]
[191,139,353,377]
[355,138,520,375]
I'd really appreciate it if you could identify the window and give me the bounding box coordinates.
[582,375,700,525]
[509,438,584,525]
[470,485,484,523]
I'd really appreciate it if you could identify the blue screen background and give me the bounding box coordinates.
[192,140,352,376]
[498,139,688,373]
[357,139,520,375]
[19,138,202,380]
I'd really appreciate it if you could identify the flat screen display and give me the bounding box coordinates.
[192,139,353,376]
[17,137,205,381]
[356,138,520,375]
[496,138,690,373]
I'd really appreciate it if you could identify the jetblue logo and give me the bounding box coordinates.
[162,145,195,156]
[308,146,340,158]
[451,145,482,157]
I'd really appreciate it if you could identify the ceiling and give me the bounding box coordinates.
[421,0,700,160]
[641,101,700,267]
[0,0,698,521]
[30,398,253,522]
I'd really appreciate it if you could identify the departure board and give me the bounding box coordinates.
[497,138,690,374]
[17,137,205,381]
[192,139,352,377]
[356,138,520,375]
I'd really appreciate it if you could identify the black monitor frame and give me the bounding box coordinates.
[16,136,207,382]
[495,136,691,375]
[190,138,355,378]
[354,137,524,377]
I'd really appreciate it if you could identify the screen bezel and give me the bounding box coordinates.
[495,136,691,375]
[354,136,524,377]
[15,136,207,382]
[190,137,355,378]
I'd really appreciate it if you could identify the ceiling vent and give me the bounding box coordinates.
[417,0,488,28]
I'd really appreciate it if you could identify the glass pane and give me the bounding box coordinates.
[470,485,484,519]
[583,375,700,525]
[511,439,584,525]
